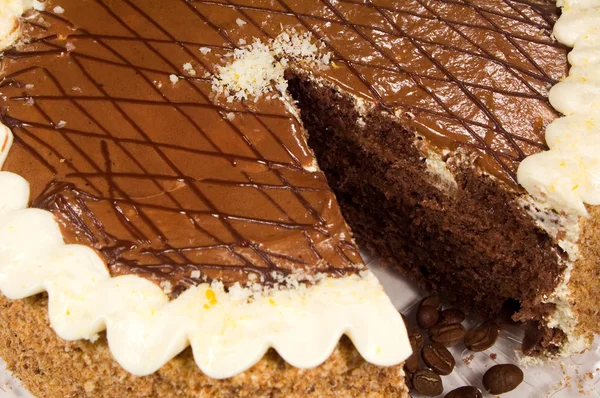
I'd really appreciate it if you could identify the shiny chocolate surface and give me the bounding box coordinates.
[0,0,567,294]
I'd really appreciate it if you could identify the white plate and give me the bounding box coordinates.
[0,358,31,398]
[1,254,599,397]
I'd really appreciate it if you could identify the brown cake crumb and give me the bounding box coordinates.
[463,355,475,366]
[567,205,600,344]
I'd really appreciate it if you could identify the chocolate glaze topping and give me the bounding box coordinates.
[308,0,566,184]
[0,0,566,294]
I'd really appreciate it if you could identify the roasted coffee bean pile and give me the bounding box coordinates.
[403,295,524,397]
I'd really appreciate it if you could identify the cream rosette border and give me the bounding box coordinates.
[518,0,600,217]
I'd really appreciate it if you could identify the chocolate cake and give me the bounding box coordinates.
[0,0,598,396]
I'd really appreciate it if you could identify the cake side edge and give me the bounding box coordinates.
[516,0,600,357]
[0,293,410,398]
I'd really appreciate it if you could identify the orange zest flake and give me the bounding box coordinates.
[204,289,218,309]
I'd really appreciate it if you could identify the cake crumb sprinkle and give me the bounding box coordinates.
[31,0,45,11]
[183,62,196,76]
[212,30,330,103]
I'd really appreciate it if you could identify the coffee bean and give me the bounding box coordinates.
[444,386,483,398]
[465,321,500,352]
[401,312,409,325]
[483,364,524,394]
[412,369,443,396]
[405,325,424,374]
[404,350,420,373]
[417,305,440,329]
[408,326,425,351]
[404,370,414,390]
[420,294,441,310]
[429,323,466,347]
[438,308,465,326]
[421,343,455,375]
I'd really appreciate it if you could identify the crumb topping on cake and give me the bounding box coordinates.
[212,30,330,103]
[0,0,24,50]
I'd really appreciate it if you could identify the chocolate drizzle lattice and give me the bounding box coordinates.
[0,0,566,294]
[1,0,364,295]
[301,0,565,183]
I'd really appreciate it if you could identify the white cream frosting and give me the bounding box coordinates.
[0,0,24,50]
[0,0,46,50]
[0,67,409,382]
[519,197,580,260]
[517,0,600,217]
